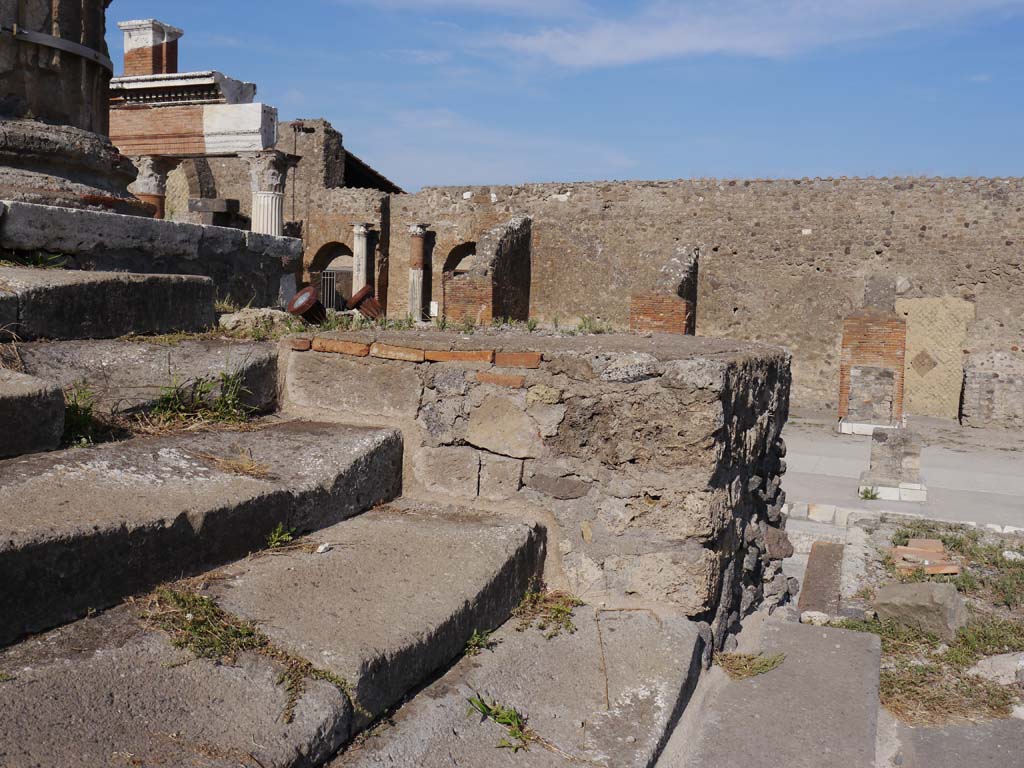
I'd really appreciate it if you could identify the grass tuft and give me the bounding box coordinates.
[465,629,498,657]
[860,486,881,500]
[513,585,583,639]
[0,672,15,683]
[266,522,296,549]
[714,652,786,680]
[467,694,537,753]
[144,587,361,722]
[151,371,253,425]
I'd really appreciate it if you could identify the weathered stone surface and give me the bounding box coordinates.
[479,453,524,500]
[18,339,277,414]
[962,351,1024,429]
[0,610,350,768]
[526,383,562,404]
[968,651,1024,685]
[604,544,722,616]
[466,394,542,459]
[285,351,423,419]
[524,468,591,500]
[0,289,16,329]
[894,718,1024,768]
[0,201,302,307]
[599,352,662,382]
[209,502,545,725]
[218,308,292,334]
[0,369,64,459]
[667,620,881,768]
[765,525,796,559]
[798,541,844,616]
[334,607,703,768]
[873,582,968,641]
[0,422,402,646]
[0,266,215,340]
[412,446,479,498]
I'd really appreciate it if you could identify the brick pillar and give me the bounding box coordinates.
[118,20,184,77]
[408,224,429,321]
[353,223,374,295]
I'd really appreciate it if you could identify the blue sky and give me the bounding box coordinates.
[109,1,1024,191]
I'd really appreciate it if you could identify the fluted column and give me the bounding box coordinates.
[248,150,287,236]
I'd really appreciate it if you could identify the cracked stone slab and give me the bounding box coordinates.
[0,606,351,768]
[0,266,215,341]
[334,606,703,768]
[0,421,402,646]
[206,501,546,726]
[18,338,278,414]
[0,368,64,459]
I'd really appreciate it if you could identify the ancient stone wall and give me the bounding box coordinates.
[385,178,1024,413]
[961,352,1024,429]
[279,330,793,648]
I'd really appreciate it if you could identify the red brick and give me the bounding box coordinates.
[290,338,312,352]
[370,343,425,363]
[494,351,542,369]
[476,371,526,388]
[312,338,370,357]
[424,349,495,364]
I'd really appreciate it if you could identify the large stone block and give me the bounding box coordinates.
[412,447,479,498]
[604,544,722,617]
[0,267,215,340]
[0,369,64,459]
[466,394,543,459]
[479,453,524,500]
[285,352,423,419]
[873,582,968,642]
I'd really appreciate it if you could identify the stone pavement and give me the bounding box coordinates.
[783,415,1024,530]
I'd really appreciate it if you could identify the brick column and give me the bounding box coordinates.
[408,224,429,321]
[353,223,374,295]
[118,20,184,77]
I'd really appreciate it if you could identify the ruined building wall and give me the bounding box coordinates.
[386,178,1024,411]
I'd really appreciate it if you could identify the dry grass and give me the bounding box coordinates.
[714,652,786,680]
[194,448,272,480]
[513,585,584,638]
[142,586,363,722]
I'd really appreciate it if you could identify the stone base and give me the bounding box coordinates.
[0,119,148,216]
[858,479,928,503]
[838,419,901,436]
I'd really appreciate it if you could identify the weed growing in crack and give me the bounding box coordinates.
[859,486,881,500]
[0,672,15,683]
[61,382,125,447]
[152,371,253,425]
[143,587,362,722]
[513,584,583,639]
[266,523,296,549]
[464,629,498,657]
[467,694,537,753]
[714,652,786,680]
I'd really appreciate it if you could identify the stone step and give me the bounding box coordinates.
[0,265,215,341]
[0,369,64,459]
[17,338,278,415]
[668,620,881,768]
[0,421,402,646]
[334,605,704,767]
[797,540,845,616]
[0,502,545,768]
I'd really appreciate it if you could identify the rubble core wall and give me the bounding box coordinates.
[385,178,1024,412]
[280,330,793,648]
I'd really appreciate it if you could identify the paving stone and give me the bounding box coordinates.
[0,368,64,459]
[896,718,1024,768]
[0,421,402,646]
[18,339,277,414]
[208,501,546,726]
[797,541,844,615]
[0,266,215,340]
[670,620,881,768]
[334,606,703,768]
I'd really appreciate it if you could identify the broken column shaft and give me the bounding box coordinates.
[353,223,374,296]
[408,224,429,321]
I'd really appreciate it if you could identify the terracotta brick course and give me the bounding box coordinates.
[476,371,527,388]
[370,343,425,363]
[109,105,206,156]
[838,310,907,421]
[424,349,495,364]
[290,338,312,352]
[629,294,695,336]
[312,338,370,356]
[494,351,542,369]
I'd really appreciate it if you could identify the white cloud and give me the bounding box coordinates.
[498,0,1024,67]
[341,0,587,17]
[341,107,633,189]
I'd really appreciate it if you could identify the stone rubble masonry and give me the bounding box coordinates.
[382,179,1024,415]
[0,369,65,459]
[280,329,793,647]
[838,308,907,424]
[0,200,302,307]
[961,351,1024,429]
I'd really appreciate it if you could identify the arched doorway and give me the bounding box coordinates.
[310,242,354,310]
[441,242,477,319]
